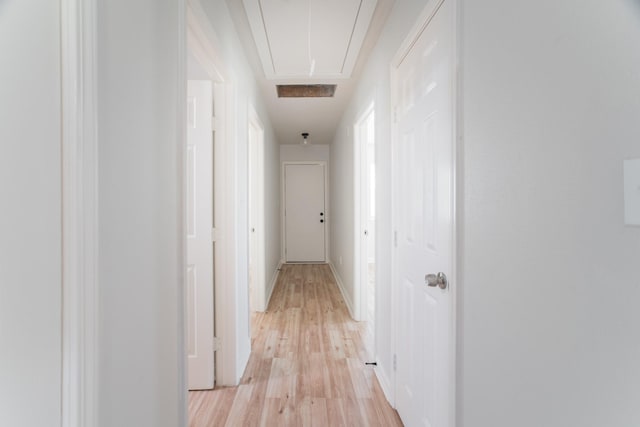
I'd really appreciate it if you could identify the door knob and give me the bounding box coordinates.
[425,274,438,287]
[425,272,448,290]
[320,219,324,223]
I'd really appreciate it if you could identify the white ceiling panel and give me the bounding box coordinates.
[227,0,394,145]
[243,0,378,79]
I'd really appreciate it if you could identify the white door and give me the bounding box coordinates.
[186,80,215,390]
[284,163,326,262]
[393,0,454,426]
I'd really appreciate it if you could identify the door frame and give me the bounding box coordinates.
[187,1,243,387]
[354,101,376,362]
[389,0,459,422]
[281,161,329,263]
[353,101,375,322]
[61,0,244,423]
[186,80,216,390]
[61,0,99,424]
[248,104,266,311]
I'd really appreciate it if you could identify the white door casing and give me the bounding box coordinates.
[186,80,215,390]
[392,0,455,426]
[284,163,326,262]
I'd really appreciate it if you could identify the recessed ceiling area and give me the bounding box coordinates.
[242,0,378,79]
[226,0,394,145]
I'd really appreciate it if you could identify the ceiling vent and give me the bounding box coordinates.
[276,84,337,98]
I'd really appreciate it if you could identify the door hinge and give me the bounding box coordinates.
[393,106,398,123]
[393,354,397,371]
[212,116,218,131]
[211,228,219,242]
[213,336,221,352]
[394,230,398,248]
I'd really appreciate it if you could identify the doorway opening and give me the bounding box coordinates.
[184,5,233,396]
[248,105,266,313]
[354,102,376,361]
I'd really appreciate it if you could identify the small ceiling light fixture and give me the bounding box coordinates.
[301,132,310,145]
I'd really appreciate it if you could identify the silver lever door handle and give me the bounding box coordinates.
[425,272,448,290]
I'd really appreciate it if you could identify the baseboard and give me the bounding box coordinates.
[328,261,355,319]
[375,362,395,407]
[265,259,283,309]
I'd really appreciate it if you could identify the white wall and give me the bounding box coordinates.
[197,0,280,384]
[280,144,330,163]
[460,1,640,426]
[0,2,62,426]
[330,0,435,398]
[333,1,640,424]
[97,1,184,425]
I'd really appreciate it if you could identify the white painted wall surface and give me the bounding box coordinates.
[0,2,62,426]
[333,1,640,424]
[460,1,640,426]
[97,1,184,425]
[330,0,437,399]
[280,144,330,163]
[198,0,281,384]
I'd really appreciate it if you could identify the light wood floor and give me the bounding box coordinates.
[189,263,403,426]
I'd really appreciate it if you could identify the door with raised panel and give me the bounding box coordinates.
[186,80,215,390]
[284,163,326,262]
[393,1,454,426]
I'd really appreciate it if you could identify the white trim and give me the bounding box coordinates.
[453,0,463,424]
[187,2,228,81]
[281,161,329,263]
[212,81,238,386]
[374,364,394,406]
[176,0,188,424]
[328,262,355,319]
[61,0,99,425]
[353,101,375,322]
[265,260,283,309]
[389,41,399,411]
[391,0,447,68]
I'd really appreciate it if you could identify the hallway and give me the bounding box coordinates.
[188,264,402,426]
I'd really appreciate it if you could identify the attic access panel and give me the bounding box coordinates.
[243,0,378,79]
[276,84,337,98]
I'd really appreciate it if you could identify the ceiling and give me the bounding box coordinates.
[226,0,394,145]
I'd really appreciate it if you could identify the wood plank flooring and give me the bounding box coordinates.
[189,263,403,426]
